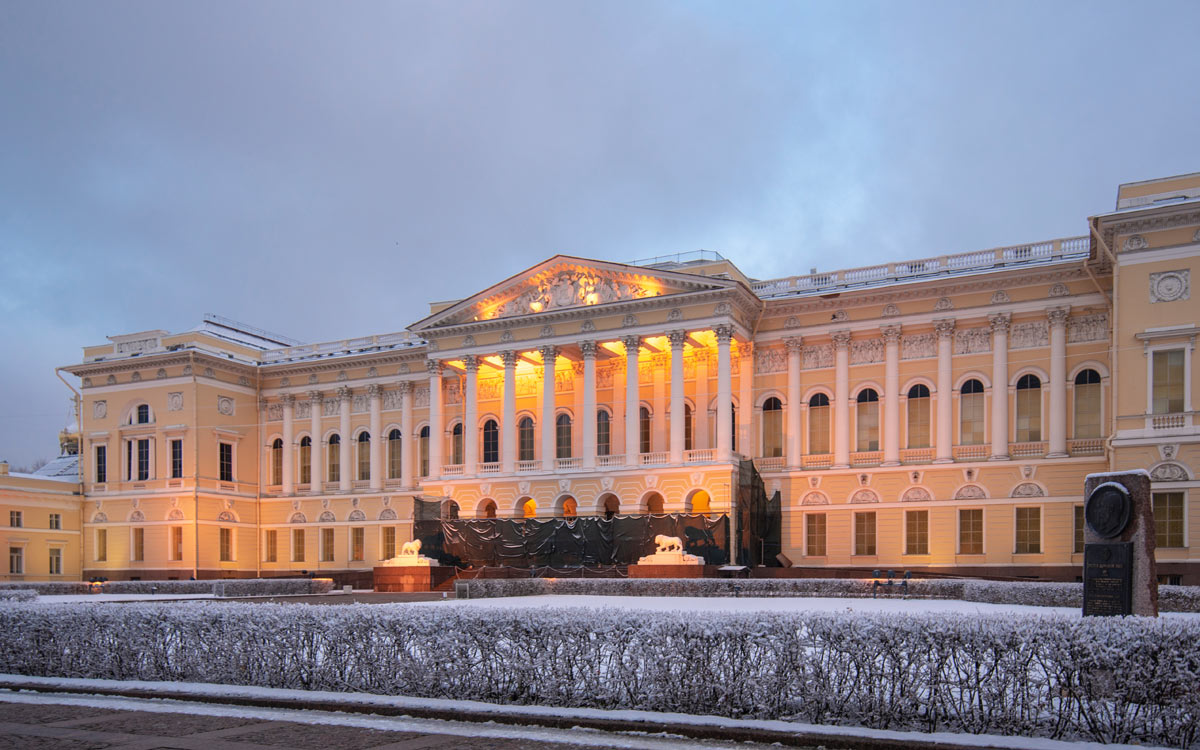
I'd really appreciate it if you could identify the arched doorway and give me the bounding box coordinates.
[643,491,664,515]
[441,500,460,520]
[519,497,537,518]
[599,493,620,519]
[687,489,711,514]
[557,495,577,517]
[478,498,497,519]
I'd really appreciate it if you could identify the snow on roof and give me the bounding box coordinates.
[189,314,303,351]
[28,454,79,482]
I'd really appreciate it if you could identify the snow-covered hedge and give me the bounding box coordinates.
[0,578,334,597]
[456,577,1200,612]
[0,602,1197,747]
[0,590,37,602]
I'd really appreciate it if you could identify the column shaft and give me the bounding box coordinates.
[785,339,802,468]
[541,346,558,471]
[882,326,901,466]
[338,386,352,492]
[427,361,443,477]
[669,331,686,464]
[368,385,383,490]
[833,331,851,468]
[308,392,323,491]
[501,352,517,472]
[464,357,479,474]
[624,336,641,465]
[582,342,597,469]
[399,382,413,488]
[989,314,1011,460]
[716,327,733,461]
[281,394,295,494]
[1048,307,1070,457]
[935,319,955,463]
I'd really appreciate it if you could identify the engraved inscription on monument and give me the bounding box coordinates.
[1081,472,1156,617]
[1083,542,1132,617]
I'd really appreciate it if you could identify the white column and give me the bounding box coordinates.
[463,356,479,474]
[989,313,1011,460]
[308,391,323,492]
[501,351,517,473]
[832,331,851,468]
[582,342,597,469]
[281,394,295,495]
[934,319,955,463]
[738,343,753,457]
[337,386,352,492]
[716,326,733,462]
[624,335,641,465]
[399,381,413,488]
[427,360,444,477]
[882,325,901,466]
[653,355,666,452]
[368,385,383,490]
[541,345,558,471]
[1047,306,1070,457]
[669,331,686,464]
[785,338,802,468]
[695,351,710,450]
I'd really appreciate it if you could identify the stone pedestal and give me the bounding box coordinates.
[628,564,710,579]
[373,565,457,592]
[1083,471,1157,617]
[636,550,703,566]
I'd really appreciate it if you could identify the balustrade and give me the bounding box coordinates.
[1067,438,1104,456]
[1010,441,1047,458]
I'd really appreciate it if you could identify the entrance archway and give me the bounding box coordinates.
[478,498,497,519]
[557,495,577,518]
[519,497,537,518]
[598,493,620,519]
[643,491,664,515]
[687,489,711,513]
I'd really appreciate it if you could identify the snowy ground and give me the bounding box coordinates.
[429,594,1200,619]
[37,593,217,603]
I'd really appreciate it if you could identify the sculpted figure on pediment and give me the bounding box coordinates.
[488,271,658,319]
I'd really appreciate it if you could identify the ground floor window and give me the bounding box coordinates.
[169,525,184,561]
[292,529,306,562]
[350,527,365,561]
[131,527,144,562]
[264,529,277,563]
[8,546,22,575]
[321,528,335,562]
[1015,507,1041,554]
[805,513,826,557]
[219,527,233,562]
[382,527,396,559]
[959,508,983,554]
[905,510,928,555]
[853,512,876,556]
[96,529,107,562]
[1073,505,1085,554]
[48,548,62,575]
[1154,492,1185,548]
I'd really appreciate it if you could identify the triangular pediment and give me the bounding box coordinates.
[410,255,736,332]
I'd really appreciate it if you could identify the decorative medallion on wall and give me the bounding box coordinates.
[808,476,821,488]
[93,401,107,419]
[1149,270,1189,303]
[321,497,330,509]
[348,509,366,521]
[910,471,923,484]
[290,512,307,524]
[1022,465,1035,478]
[499,330,514,343]
[238,376,250,387]
[715,302,732,315]
[934,297,953,311]
[668,308,683,321]
[858,474,870,486]
[203,367,214,378]
[830,309,848,322]
[130,371,142,383]
[645,475,658,488]
[518,481,531,494]
[901,487,932,503]
[1122,234,1147,251]
[182,365,192,376]
[306,374,318,384]
[292,499,300,510]
[540,325,555,338]
[427,340,439,352]
[158,368,170,379]
[131,498,139,509]
[379,508,397,521]
[106,375,117,385]
[382,496,391,506]
[351,497,359,508]
[690,472,703,485]
[83,377,92,387]
[1011,482,1045,498]
[581,320,595,332]
[1161,444,1178,460]
[850,489,879,504]
[367,366,379,377]
[1150,462,1189,482]
[882,303,900,318]
[318,510,336,522]
[216,396,235,416]
[558,479,570,493]
[622,314,638,327]
[225,498,235,509]
[335,371,347,382]
[801,491,829,506]
[784,316,800,329]
[601,477,613,491]
[954,484,987,500]
[990,290,1010,304]
[1048,283,1070,298]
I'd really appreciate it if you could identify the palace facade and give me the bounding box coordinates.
[9,172,1197,584]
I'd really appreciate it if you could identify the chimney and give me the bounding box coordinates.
[0,460,8,476]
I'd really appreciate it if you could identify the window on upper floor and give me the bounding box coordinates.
[94,444,107,483]
[388,430,402,478]
[556,413,572,459]
[761,397,783,458]
[1015,375,1042,442]
[639,407,652,454]
[855,389,879,452]
[135,404,151,424]
[960,379,985,445]
[419,426,430,476]
[1152,349,1185,414]
[271,438,283,485]
[482,420,499,464]
[218,442,233,483]
[48,513,61,530]
[518,417,535,462]
[906,384,930,448]
[9,511,21,528]
[596,410,611,456]
[327,434,340,482]
[299,436,312,484]
[170,439,183,479]
[1074,369,1102,438]
[808,393,830,454]
[126,438,151,481]
[357,432,371,480]
[450,423,463,466]
[684,404,693,452]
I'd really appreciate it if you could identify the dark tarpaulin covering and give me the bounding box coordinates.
[737,459,783,566]
[413,498,728,567]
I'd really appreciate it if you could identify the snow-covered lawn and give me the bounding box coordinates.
[37,593,217,603]
[432,593,1200,619]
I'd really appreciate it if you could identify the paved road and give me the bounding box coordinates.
[0,693,828,750]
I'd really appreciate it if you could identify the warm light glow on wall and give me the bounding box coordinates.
[644,335,668,352]
[691,329,717,349]
[529,301,544,312]
[602,340,626,357]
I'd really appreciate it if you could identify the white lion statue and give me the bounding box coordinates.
[654,535,683,554]
[400,539,422,557]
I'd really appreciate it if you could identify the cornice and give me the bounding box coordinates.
[1098,209,1200,261]
[68,351,257,379]
[258,349,426,377]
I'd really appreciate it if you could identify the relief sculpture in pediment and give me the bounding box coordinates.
[487,271,659,319]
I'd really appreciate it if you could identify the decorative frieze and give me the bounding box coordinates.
[754,346,786,374]
[413,386,429,407]
[1067,313,1108,343]
[382,390,401,410]
[266,403,283,422]
[1010,321,1048,349]
[352,394,369,413]
[802,343,833,370]
[954,327,991,355]
[296,399,312,418]
[323,397,340,416]
[901,333,936,360]
[850,337,883,365]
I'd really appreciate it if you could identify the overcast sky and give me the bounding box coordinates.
[2,1,1198,467]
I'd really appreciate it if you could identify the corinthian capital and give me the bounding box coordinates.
[366,384,382,399]
[463,355,479,373]
[621,335,642,353]
[934,318,956,338]
[539,345,559,364]
[880,325,902,344]
[1045,305,1071,328]
[714,325,734,345]
[668,330,687,350]
[426,359,443,376]
[579,340,597,359]
[500,350,518,368]
[988,313,1012,334]
[397,381,414,395]
[784,336,803,354]
[336,386,351,400]
[308,390,323,403]
[281,393,296,406]
[831,330,852,349]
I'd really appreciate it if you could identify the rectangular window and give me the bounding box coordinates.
[518,420,534,462]
[95,444,107,483]
[264,529,277,563]
[761,407,783,458]
[300,439,312,484]
[805,513,826,557]
[8,547,22,575]
[959,509,983,554]
[358,436,371,481]
[854,512,877,556]
[171,439,183,478]
[1074,382,1102,438]
[856,402,879,452]
[960,392,985,445]
[219,527,233,562]
[131,527,144,562]
[351,527,365,561]
[556,417,572,459]
[96,528,107,562]
[1152,349,1185,414]
[1015,507,1041,554]
[292,529,306,562]
[905,510,929,555]
[1015,388,1042,442]
[170,526,183,561]
[136,438,150,480]
[328,441,341,483]
[1154,492,1185,548]
[321,528,335,562]
[48,513,61,530]
[218,443,233,482]
[809,404,830,454]
[598,414,611,457]
[907,396,930,449]
[640,409,652,454]
[48,548,62,576]
[1074,504,1085,554]
[9,511,21,528]
[388,433,402,479]
[382,527,396,559]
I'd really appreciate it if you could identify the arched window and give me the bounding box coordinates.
[645,492,664,514]
[451,423,463,465]
[808,393,830,454]
[518,417,535,461]
[560,496,577,517]
[960,379,985,445]
[906,385,931,448]
[521,498,537,518]
[856,389,880,452]
[481,500,497,519]
[135,404,151,424]
[418,426,430,477]
[357,432,371,481]
[684,404,694,451]
[596,410,611,456]
[1074,369,1102,438]
[482,420,499,463]
[1016,374,1042,442]
[299,436,312,484]
[639,407,651,454]
[761,397,783,458]
[556,413,572,459]
[388,429,402,479]
[441,500,459,520]
[602,494,619,519]
[270,438,283,485]
[327,434,341,482]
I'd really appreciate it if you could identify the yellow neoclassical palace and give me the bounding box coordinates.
[12,172,1196,584]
